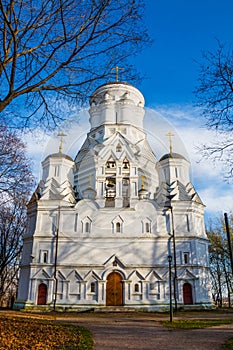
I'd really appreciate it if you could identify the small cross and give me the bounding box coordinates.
[111,66,124,82]
[140,175,146,189]
[57,132,67,153]
[166,132,175,153]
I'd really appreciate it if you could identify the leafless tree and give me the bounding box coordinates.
[195,41,233,178]
[207,215,233,308]
[0,126,34,306]
[0,126,34,203]
[0,0,150,130]
[0,202,26,307]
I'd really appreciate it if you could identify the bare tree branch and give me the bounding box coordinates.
[0,0,150,130]
[195,40,233,178]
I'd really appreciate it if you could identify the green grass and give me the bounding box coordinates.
[163,318,233,330]
[222,338,233,350]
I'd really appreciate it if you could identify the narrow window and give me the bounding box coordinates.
[100,182,104,196]
[74,213,78,232]
[52,215,57,234]
[134,283,139,292]
[116,222,121,233]
[85,222,90,233]
[186,214,190,232]
[183,252,189,264]
[145,222,150,233]
[91,282,95,293]
[54,166,60,177]
[175,167,178,178]
[43,251,47,263]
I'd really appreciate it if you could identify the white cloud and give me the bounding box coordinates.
[147,104,233,217]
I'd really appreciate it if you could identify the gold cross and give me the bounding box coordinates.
[166,132,175,153]
[58,132,67,153]
[140,175,146,189]
[111,66,124,82]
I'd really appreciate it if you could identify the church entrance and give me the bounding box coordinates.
[106,272,123,306]
[183,283,193,305]
[37,283,47,305]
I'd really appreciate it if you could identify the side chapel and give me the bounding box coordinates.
[15,81,212,310]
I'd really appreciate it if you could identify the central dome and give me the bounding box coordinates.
[89,82,145,130]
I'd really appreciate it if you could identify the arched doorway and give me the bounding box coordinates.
[37,283,47,305]
[106,272,123,306]
[183,282,193,305]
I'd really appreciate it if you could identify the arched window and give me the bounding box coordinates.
[142,219,152,234]
[134,283,139,292]
[112,216,123,233]
[82,217,92,233]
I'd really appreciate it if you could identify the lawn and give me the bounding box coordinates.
[162,318,233,329]
[0,314,93,349]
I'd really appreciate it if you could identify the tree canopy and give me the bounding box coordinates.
[0,0,150,130]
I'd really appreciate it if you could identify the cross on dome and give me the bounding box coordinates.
[111,66,124,82]
[57,132,67,153]
[166,132,175,153]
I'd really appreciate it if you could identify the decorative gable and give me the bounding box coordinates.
[178,269,198,281]
[31,269,51,280]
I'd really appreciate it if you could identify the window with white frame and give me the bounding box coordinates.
[81,217,92,233]
[142,218,152,233]
[112,216,123,233]
[40,250,48,263]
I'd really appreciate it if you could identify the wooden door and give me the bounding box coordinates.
[37,283,47,305]
[106,272,123,306]
[183,283,193,305]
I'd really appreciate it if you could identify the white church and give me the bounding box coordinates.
[15,81,212,310]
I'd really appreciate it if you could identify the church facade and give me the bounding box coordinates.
[15,82,212,310]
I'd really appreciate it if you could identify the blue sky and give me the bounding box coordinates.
[130,0,233,219]
[134,0,233,105]
[25,1,233,220]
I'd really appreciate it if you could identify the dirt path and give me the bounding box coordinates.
[56,312,233,350]
[2,310,233,350]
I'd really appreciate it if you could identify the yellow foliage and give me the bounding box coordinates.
[0,315,86,349]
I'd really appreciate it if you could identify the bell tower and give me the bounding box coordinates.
[74,82,159,207]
